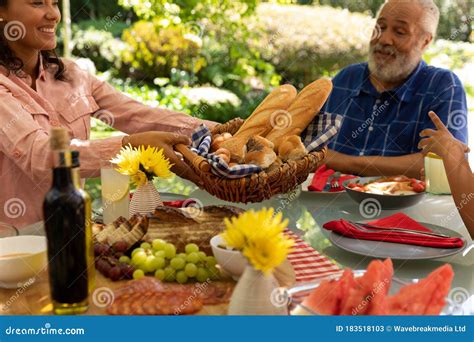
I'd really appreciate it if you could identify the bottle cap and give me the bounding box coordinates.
[50,128,70,151]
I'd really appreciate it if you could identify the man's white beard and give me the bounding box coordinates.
[368,43,422,85]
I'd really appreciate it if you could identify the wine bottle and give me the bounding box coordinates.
[71,151,95,296]
[43,128,89,315]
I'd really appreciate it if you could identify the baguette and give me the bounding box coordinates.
[234,84,298,138]
[265,78,332,148]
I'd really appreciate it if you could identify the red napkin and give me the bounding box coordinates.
[162,200,187,208]
[323,213,464,249]
[308,165,334,192]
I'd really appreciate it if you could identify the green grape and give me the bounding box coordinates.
[185,243,199,254]
[170,257,185,270]
[184,263,198,277]
[208,266,220,280]
[186,252,199,264]
[178,253,187,259]
[140,242,151,250]
[164,267,176,282]
[154,250,166,258]
[154,256,166,270]
[131,251,147,265]
[131,247,145,257]
[205,256,217,267]
[176,271,188,284]
[119,256,131,264]
[144,256,160,273]
[154,269,165,281]
[133,269,145,280]
[196,267,210,283]
[197,251,207,261]
[152,239,166,251]
[164,243,176,259]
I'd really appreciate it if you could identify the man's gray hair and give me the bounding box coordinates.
[377,0,440,38]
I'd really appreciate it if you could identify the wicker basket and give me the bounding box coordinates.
[175,118,327,203]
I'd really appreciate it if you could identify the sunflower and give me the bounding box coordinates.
[110,144,140,176]
[222,208,293,275]
[130,170,148,187]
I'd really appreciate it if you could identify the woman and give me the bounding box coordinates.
[419,111,473,239]
[0,0,215,227]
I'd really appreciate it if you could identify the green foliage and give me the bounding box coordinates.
[118,0,280,101]
[70,0,126,22]
[255,3,372,87]
[121,21,206,82]
[71,27,127,71]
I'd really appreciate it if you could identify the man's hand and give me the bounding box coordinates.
[124,131,202,186]
[418,111,470,159]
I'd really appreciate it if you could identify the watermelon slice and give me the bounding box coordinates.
[386,264,454,315]
[302,278,341,315]
[339,259,392,315]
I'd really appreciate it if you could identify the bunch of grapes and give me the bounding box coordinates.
[125,240,220,284]
[94,241,135,281]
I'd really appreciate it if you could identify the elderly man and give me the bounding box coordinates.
[304,0,468,177]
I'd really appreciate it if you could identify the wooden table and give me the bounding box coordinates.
[0,270,229,315]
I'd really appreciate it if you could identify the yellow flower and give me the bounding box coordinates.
[131,170,148,187]
[111,144,140,176]
[151,148,173,179]
[222,208,293,275]
[242,234,294,275]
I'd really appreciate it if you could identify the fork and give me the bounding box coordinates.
[349,221,451,238]
[331,172,342,190]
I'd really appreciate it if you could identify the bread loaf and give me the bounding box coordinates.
[278,135,307,161]
[219,85,297,162]
[265,78,332,148]
[234,84,297,138]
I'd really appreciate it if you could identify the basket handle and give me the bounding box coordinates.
[175,144,211,173]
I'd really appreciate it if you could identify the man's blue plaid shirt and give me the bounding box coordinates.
[302,61,468,157]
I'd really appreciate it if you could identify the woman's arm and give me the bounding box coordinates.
[419,111,473,238]
[88,72,216,137]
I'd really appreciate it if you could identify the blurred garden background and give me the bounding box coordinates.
[61,0,473,200]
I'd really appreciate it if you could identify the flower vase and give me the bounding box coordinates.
[228,265,288,315]
[129,181,163,216]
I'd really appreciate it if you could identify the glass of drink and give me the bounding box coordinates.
[101,163,130,224]
[424,152,451,195]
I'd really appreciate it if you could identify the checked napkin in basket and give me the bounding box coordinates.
[190,113,342,179]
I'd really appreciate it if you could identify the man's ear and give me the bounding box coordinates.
[420,33,433,51]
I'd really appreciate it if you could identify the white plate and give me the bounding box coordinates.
[327,222,466,260]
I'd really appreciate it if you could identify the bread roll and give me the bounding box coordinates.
[234,84,297,139]
[211,134,225,152]
[219,136,248,163]
[245,148,277,169]
[246,135,274,152]
[278,135,307,161]
[265,78,332,148]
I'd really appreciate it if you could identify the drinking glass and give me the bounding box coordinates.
[101,163,130,224]
[424,153,451,195]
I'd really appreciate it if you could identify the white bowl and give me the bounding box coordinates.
[0,236,47,288]
[210,235,246,280]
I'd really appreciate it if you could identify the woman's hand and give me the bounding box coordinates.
[418,111,470,159]
[123,132,202,186]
